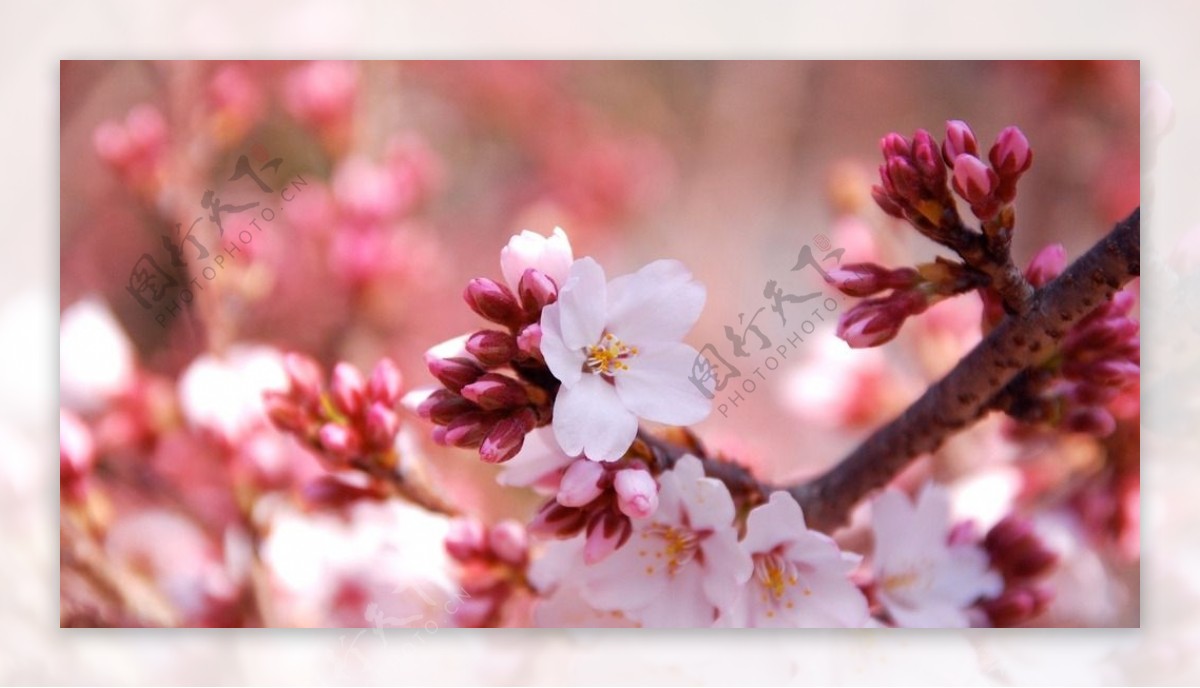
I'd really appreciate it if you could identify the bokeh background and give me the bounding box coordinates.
[5,0,1200,682]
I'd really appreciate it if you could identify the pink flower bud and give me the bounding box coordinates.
[835,292,925,349]
[318,423,360,461]
[443,413,493,448]
[465,330,518,368]
[284,352,324,401]
[825,264,919,298]
[464,278,524,327]
[911,129,945,188]
[613,468,658,519]
[981,586,1041,627]
[364,402,400,449]
[460,373,529,411]
[884,157,921,203]
[942,120,979,165]
[517,268,559,314]
[367,358,403,406]
[60,411,95,485]
[527,500,588,538]
[951,154,995,205]
[880,132,911,160]
[516,323,543,360]
[871,185,907,218]
[125,104,168,153]
[1025,244,1067,288]
[330,362,366,417]
[427,356,485,393]
[417,389,477,424]
[1089,360,1140,387]
[263,391,308,434]
[445,518,487,561]
[93,120,132,167]
[478,412,532,463]
[487,519,529,566]
[583,511,632,564]
[556,459,606,507]
[989,126,1033,177]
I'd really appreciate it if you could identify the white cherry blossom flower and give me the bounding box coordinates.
[723,491,869,628]
[540,257,711,461]
[500,226,574,292]
[579,455,750,627]
[870,483,1003,627]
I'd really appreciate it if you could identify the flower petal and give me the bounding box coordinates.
[539,302,584,387]
[552,374,638,462]
[556,257,608,351]
[615,343,712,426]
[606,259,705,344]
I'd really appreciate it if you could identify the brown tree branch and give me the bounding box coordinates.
[786,207,1140,532]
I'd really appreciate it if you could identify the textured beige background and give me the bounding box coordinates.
[8,0,1196,683]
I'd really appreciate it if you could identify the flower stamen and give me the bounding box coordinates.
[585,333,639,377]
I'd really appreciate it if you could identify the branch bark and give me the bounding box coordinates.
[787,207,1140,533]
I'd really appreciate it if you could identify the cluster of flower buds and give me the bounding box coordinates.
[526,459,658,563]
[443,518,529,627]
[989,244,1139,437]
[872,120,1033,230]
[264,353,405,471]
[418,266,562,463]
[828,258,988,348]
[978,515,1058,627]
[92,104,168,195]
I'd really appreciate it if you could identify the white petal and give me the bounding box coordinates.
[615,343,712,425]
[539,303,584,387]
[606,259,705,344]
[582,528,670,612]
[742,491,808,554]
[557,257,608,351]
[552,374,638,462]
[496,427,575,490]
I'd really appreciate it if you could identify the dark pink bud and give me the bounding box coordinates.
[465,330,519,368]
[487,519,529,566]
[460,373,529,411]
[264,391,308,434]
[985,515,1034,557]
[364,402,400,449]
[942,120,979,165]
[825,263,920,298]
[981,587,1039,627]
[284,352,324,401]
[1090,360,1140,387]
[443,412,493,448]
[367,358,403,406]
[445,518,487,561]
[318,423,360,461]
[880,132,911,160]
[517,268,559,314]
[871,185,906,218]
[584,511,632,564]
[951,154,995,205]
[527,500,588,538]
[911,129,946,188]
[989,126,1033,176]
[835,291,925,349]
[885,157,921,203]
[1025,244,1067,288]
[464,277,523,326]
[1064,407,1116,437]
[556,459,606,507]
[478,412,532,463]
[427,356,485,393]
[417,389,477,424]
[330,362,367,417]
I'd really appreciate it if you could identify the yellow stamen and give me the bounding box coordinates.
[585,332,639,376]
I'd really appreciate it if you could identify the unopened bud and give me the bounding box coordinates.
[318,423,361,461]
[942,120,979,165]
[613,468,658,519]
[460,373,529,411]
[330,362,367,417]
[367,358,403,406]
[951,154,995,205]
[989,126,1033,177]
[364,402,400,449]
[488,519,529,566]
[478,411,532,463]
[284,352,324,401]
[556,459,606,507]
[1025,244,1067,288]
[464,277,523,326]
[427,356,485,393]
[445,518,487,561]
[465,330,518,368]
[417,389,477,424]
[517,268,559,314]
[584,511,632,564]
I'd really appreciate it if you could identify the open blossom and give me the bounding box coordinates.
[60,298,136,414]
[495,427,575,494]
[723,492,868,628]
[500,227,574,293]
[540,258,711,461]
[578,455,751,627]
[870,484,1003,627]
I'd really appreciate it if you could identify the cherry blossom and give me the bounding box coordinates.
[499,226,574,293]
[869,484,1003,627]
[578,455,751,627]
[540,258,711,461]
[723,492,868,628]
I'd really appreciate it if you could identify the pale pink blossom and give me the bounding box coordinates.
[540,258,711,461]
[870,484,1003,627]
[579,455,751,627]
[499,227,574,293]
[722,492,868,628]
[177,345,289,442]
[494,427,575,494]
[59,298,136,413]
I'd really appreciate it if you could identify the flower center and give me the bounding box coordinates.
[754,551,801,601]
[645,523,700,576]
[585,333,639,377]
